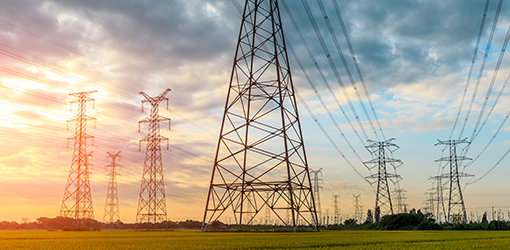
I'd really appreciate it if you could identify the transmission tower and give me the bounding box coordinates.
[435,138,473,224]
[392,188,408,213]
[310,168,323,226]
[353,194,362,223]
[104,151,122,225]
[333,195,340,224]
[429,175,447,223]
[201,0,317,232]
[136,88,171,225]
[364,138,402,219]
[422,189,435,215]
[60,90,97,224]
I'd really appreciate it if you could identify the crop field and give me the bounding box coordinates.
[2,230,510,249]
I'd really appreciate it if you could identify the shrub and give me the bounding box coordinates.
[489,221,507,230]
[417,221,443,230]
[378,213,422,230]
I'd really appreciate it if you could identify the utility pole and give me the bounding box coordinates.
[435,138,473,224]
[201,0,317,232]
[136,89,171,227]
[333,195,340,224]
[353,194,362,223]
[60,90,97,225]
[310,168,323,226]
[364,138,402,219]
[103,151,122,226]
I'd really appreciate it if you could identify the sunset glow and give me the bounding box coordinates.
[1,0,510,226]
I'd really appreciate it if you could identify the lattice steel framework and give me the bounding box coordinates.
[60,90,97,221]
[332,195,340,225]
[353,194,362,223]
[429,175,447,223]
[392,188,408,213]
[104,151,122,224]
[136,89,171,225]
[423,189,435,214]
[435,139,473,224]
[202,0,317,232]
[364,138,402,219]
[310,168,323,226]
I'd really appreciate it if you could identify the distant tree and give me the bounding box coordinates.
[365,209,373,224]
[375,206,381,222]
[482,212,488,224]
[344,218,357,226]
[409,208,416,214]
[21,217,29,224]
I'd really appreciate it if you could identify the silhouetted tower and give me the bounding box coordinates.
[429,175,447,223]
[310,168,323,226]
[423,189,435,215]
[104,151,122,225]
[136,89,171,225]
[333,195,340,224]
[435,138,473,224]
[201,0,317,232]
[353,194,362,223]
[392,188,408,213]
[60,90,97,222]
[364,138,402,219]
[264,192,271,225]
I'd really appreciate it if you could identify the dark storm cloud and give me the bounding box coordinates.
[282,0,510,92]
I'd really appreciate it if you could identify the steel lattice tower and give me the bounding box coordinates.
[201,0,317,232]
[310,168,323,226]
[435,139,473,224]
[332,195,340,224]
[353,194,362,223]
[423,189,435,214]
[60,90,97,222]
[429,175,447,223]
[136,89,171,225]
[104,151,122,225]
[392,188,408,213]
[364,138,402,219]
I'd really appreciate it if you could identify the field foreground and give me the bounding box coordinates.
[1,230,510,249]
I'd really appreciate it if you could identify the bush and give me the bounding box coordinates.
[378,213,422,230]
[489,221,508,230]
[417,221,443,230]
[344,219,357,226]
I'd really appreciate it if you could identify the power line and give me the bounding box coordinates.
[331,0,385,141]
[300,0,370,141]
[449,0,491,139]
[457,0,502,140]
[316,0,380,140]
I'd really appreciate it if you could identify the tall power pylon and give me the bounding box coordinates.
[364,138,402,219]
[333,195,340,224]
[353,194,362,223]
[423,189,435,215]
[136,89,171,225]
[435,138,473,223]
[392,188,408,213]
[104,151,122,225]
[201,0,317,232]
[60,90,97,223]
[429,175,447,223]
[310,168,323,226]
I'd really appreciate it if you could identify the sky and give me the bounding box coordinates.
[1,0,510,224]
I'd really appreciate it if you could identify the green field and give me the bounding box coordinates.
[2,230,510,249]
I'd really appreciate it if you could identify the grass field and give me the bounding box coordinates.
[2,230,510,249]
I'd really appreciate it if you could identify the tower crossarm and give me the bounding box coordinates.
[434,138,470,146]
[435,156,472,162]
